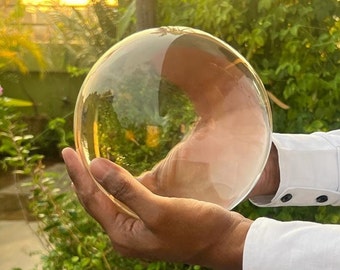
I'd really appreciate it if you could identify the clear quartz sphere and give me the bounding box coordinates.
[74,26,272,212]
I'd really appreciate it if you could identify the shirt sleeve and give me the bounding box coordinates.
[251,130,340,207]
[243,217,340,270]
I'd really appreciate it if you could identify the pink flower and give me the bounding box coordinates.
[0,85,3,96]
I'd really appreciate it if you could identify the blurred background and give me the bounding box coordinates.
[0,0,339,269]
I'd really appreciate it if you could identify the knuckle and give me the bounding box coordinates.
[77,188,102,211]
[103,170,132,200]
[111,177,131,199]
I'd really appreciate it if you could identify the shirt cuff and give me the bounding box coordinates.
[251,131,340,207]
[243,217,340,270]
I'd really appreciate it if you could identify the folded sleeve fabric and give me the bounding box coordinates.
[243,217,340,270]
[251,130,340,207]
[243,130,340,270]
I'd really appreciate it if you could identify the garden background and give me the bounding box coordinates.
[0,0,339,269]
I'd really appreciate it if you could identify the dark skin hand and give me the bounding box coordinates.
[63,38,281,270]
[62,147,254,270]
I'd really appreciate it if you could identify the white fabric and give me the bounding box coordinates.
[244,217,340,270]
[251,130,340,206]
[243,130,340,270]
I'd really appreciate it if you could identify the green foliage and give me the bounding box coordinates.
[2,1,340,269]
[43,0,136,73]
[84,75,196,176]
[0,2,46,73]
[158,0,340,225]
[0,99,112,269]
[0,98,41,172]
[1,96,33,107]
[158,0,340,133]
[0,89,207,270]
[32,117,74,158]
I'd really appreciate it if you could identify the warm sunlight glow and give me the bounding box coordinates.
[60,0,89,5]
[105,0,118,6]
[22,0,118,6]
[22,0,52,5]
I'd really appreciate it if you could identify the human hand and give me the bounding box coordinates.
[62,147,252,270]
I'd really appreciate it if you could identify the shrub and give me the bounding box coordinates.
[0,92,208,269]
[1,1,339,269]
[158,0,340,133]
[0,2,45,73]
[158,0,340,225]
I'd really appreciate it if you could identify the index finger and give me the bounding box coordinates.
[62,147,122,228]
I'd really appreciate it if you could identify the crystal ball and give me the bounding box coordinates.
[74,26,272,211]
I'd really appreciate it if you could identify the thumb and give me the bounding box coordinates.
[89,158,159,221]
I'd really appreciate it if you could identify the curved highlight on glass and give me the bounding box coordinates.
[74,26,272,213]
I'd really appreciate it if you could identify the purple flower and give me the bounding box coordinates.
[0,85,3,96]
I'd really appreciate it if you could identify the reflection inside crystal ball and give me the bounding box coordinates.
[74,26,272,211]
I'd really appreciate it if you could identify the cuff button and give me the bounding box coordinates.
[280,193,292,202]
[316,195,328,203]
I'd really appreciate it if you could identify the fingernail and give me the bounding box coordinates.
[61,147,76,164]
[61,147,70,161]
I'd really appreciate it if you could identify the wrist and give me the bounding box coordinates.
[205,213,253,270]
[248,143,280,199]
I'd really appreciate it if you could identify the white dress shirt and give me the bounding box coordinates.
[243,130,340,270]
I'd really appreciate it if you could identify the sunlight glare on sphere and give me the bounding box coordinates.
[74,26,272,211]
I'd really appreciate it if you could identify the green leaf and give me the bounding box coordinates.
[258,0,272,12]
[71,256,79,263]
[2,97,33,107]
[289,25,299,37]
[80,257,91,267]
